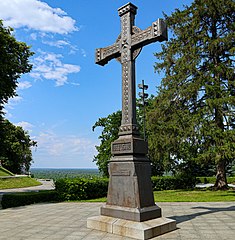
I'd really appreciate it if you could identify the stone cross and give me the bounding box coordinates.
[96,2,167,137]
[88,4,176,239]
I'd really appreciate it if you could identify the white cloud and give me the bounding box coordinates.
[81,49,87,57]
[31,51,81,86]
[15,121,34,132]
[42,39,79,54]
[4,96,23,118]
[3,108,12,118]
[30,33,37,40]
[0,0,77,34]
[35,131,97,158]
[71,82,80,87]
[42,40,70,48]
[7,96,23,108]
[17,81,32,90]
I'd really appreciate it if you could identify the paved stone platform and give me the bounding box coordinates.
[0,202,234,240]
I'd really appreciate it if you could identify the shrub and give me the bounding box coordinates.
[1,190,57,209]
[55,177,109,201]
[151,175,197,191]
[55,175,198,201]
[196,176,235,184]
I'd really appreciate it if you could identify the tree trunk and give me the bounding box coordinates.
[214,159,228,190]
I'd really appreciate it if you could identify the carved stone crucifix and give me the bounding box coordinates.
[94,2,168,223]
[96,3,167,137]
[88,4,176,238]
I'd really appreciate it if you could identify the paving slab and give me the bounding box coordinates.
[0,202,234,240]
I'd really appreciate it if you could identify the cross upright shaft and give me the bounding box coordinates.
[118,3,138,135]
[96,2,167,137]
[92,3,172,225]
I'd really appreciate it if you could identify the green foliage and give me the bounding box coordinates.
[0,20,35,174]
[55,177,109,201]
[0,120,37,174]
[0,177,41,189]
[148,0,235,189]
[55,175,199,202]
[1,190,57,209]
[152,175,197,191]
[0,20,33,117]
[92,111,121,177]
[92,99,165,177]
[196,176,235,184]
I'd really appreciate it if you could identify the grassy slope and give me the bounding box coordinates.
[0,166,14,177]
[0,177,42,190]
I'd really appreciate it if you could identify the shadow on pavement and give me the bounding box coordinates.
[169,205,235,224]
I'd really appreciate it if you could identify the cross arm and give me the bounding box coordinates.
[96,42,120,66]
[131,19,168,49]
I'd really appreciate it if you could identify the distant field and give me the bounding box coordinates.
[30,168,100,180]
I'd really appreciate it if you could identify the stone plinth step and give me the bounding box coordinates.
[87,215,176,240]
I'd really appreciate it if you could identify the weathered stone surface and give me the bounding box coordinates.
[101,204,162,222]
[103,159,160,222]
[111,135,148,156]
[95,2,167,136]
[87,215,176,240]
[88,3,172,239]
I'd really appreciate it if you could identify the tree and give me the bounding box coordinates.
[0,20,34,174]
[93,98,166,177]
[0,20,33,118]
[137,96,166,176]
[0,120,37,174]
[92,111,121,177]
[148,0,235,189]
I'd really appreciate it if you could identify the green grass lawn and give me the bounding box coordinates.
[0,167,14,177]
[84,189,235,202]
[0,177,41,190]
[153,189,235,202]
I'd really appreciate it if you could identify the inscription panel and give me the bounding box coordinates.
[112,170,130,176]
[112,142,131,152]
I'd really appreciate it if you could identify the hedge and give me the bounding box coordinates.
[55,175,197,201]
[151,175,197,191]
[55,177,109,201]
[2,176,234,209]
[1,190,57,209]
[196,176,235,184]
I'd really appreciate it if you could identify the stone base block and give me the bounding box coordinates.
[101,204,162,222]
[87,215,176,240]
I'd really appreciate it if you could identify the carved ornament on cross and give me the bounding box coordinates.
[96,3,167,137]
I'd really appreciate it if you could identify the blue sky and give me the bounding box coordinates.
[0,0,193,169]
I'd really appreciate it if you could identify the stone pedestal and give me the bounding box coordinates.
[87,215,176,240]
[88,2,175,239]
[102,136,161,222]
[87,135,176,239]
